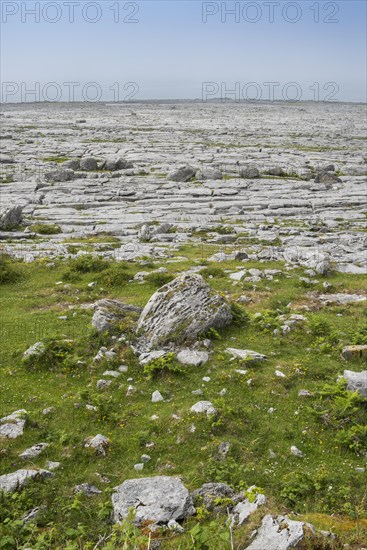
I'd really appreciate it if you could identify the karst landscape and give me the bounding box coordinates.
[0,100,367,549]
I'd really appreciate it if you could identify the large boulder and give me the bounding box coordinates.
[112,476,195,525]
[167,165,197,182]
[92,299,142,333]
[0,469,52,493]
[0,205,23,229]
[136,274,232,351]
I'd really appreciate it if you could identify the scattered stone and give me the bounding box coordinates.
[275,370,286,378]
[85,434,110,456]
[92,299,142,333]
[226,348,268,362]
[22,507,41,524]
[290,445,304,457]
[167,519,185,532]
[103,370,121,378]
[265,166,284,176]
[240,165,260,179]
[63,159,80,170]
[141,454,151,462]
[46,461,61,471]
[190,401,217,416]
[176,349,209,366]
[168,165,196,182]
[19,443,49,459]
[192,483,237,511]
[245,514,311,550]
[138,350,168,366]
[112,476,195,525]
[314,171,341,184]
[342,345,367,361]
[116,158,133,170]
[80,157,98,171]
[218,441,231,460]
[74,483,102,496]
[0,469,52,493]
[298,389,313,397]
[134,463,144,471]
[94,347,116,362]
[42,407,54,415]
[0,409,27,439]
[229,270,246,281]
[319,293,366,305]
[233,487,267,525]
[138,224,151,242]
[96,379,112,390]
[45,169,74,182]
[343,370,367,397]
[23,342,45,359]
[152,390,164,403]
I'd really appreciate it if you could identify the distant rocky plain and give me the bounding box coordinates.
[0,101,366,271]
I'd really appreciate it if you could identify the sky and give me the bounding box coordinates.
[0,0,366,102]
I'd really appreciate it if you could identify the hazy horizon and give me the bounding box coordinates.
[1,0,366,104]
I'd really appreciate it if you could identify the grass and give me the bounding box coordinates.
[29,224,62,235]
[42,156,70,163]
[0,248,366,548]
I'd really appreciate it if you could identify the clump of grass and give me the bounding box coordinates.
[200,267,226,279]
[143,352,184,379]
[213,225,235,235]
[144,272,174,287]
[43,156,70,163]
[22,338,74,371]
[231,302,250,326]
[0,254,24,284]
[30,223,62,235]
[68,254,110,273]
[96,263,132,287]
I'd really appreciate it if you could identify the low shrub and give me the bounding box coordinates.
[68,254,110,273]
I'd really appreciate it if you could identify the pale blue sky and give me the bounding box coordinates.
[1,1,366,102]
